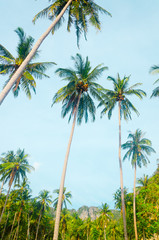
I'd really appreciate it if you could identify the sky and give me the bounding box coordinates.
[0,0,159,210]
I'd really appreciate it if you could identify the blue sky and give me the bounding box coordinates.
[0,0,159,209]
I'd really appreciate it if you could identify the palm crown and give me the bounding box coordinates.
[33,0,111,46]
[37,190,52,212]
[53,187,72,209]
[122,129,155,168]
[150,65,159,98]
[99,74,146,120]
[52,53,108,124]
[0,149,34,187]
[0,27,55,98]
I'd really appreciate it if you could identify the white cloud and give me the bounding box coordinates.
[33,162,41,171]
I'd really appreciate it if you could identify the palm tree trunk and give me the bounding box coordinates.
[118,102,128,240]
[0,181,4,195]
[53,95,81,240]
[9,212,17,240]
[0,0,73,105]
[104,224,106,240]
[0,184,12,223]
[14,210,22,240]
[143,229,145,240]
[1,211,9,239]
[133,163,138,240]
[35,210,42,240]
[26,214,30,240]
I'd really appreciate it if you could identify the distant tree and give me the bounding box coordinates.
[0,27,55,99]
[137,174,149,189]
[35,190,52,240]
[0,149,34,223]
[99,203,112,240]
[53,187,72,210]
[98,74,146,240]
[122,129,155,240]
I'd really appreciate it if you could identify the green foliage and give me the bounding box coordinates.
[0,27,55,98]
[52,53,107,124]
[33,0,111,47]
[122,129,155,168]
[98,74,146,120]
[53,187,72,209]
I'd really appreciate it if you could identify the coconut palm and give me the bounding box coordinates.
[35,190,52,240]
[53,187,72,210]
[150,65,159,97]
[98,74,146,240]
[0,0,111,105]
[0,149,34,223]
[52,53,107,240]
[137,174,149,188]
[13,188,32,240]
[122,129,155,240]
[99,203,112,240]
[0,27,55,99]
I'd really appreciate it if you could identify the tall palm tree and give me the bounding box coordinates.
[0,27,55,99]
[0,149,34,223]
[122,129,155,240]
[53,187,72,210]
[0,0,111,105]
[35,190,52,240]
[52,53,107,240]
[150,65,159,97]
[98,74,146,240]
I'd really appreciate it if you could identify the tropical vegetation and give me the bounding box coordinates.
[52,53,108,239]
[122,129,155,240]
[98,74,146,240]
[0,27,55,99]
[0,1,159,240]
[0,157,158,239]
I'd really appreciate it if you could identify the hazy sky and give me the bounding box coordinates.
[0,0,159,209]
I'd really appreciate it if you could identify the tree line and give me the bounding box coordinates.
[0,150,158,239]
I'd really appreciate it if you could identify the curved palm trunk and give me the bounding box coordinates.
[0,181,4,195]
[0,0,73,105]
[35,209,42,240]
[1,211,9,239]
[133,163,138,240]
[53,95,81,240]
[9,212,17,240]
[118,102,128,240]
[0,184,12,223]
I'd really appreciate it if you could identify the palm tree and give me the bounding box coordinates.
[12,179,32,240]
[59,208,70,240]
[53,187,72,210]
[99,203,112,240]
[0,149,34,223]
[98,74,146,240]
[136,174,149,191]
[35,190,52,240]
[122,129,155,240]
[150,65,159,97]
[52,53,107,240]
[0,27,55,99]
[83,217,92,240]
[0,0,111,105]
